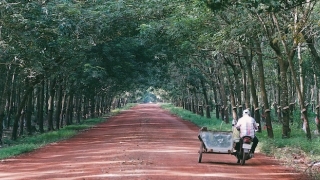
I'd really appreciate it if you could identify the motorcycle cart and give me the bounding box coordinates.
[197,127,241,164]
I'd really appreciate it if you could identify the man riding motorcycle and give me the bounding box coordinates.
[235,109,259,158]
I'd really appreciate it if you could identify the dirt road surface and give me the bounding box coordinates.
[0,104,310,180]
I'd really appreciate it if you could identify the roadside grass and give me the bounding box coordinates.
[161,103,320,178]
[166,104,230,131]
[0,103,137,160]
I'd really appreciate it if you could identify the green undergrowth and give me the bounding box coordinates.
[161,103,231,131]
[0,103,137,160]
[161,103,320,178]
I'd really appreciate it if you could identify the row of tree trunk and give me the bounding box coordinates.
[0,75,125,143]
[171,43,320,140]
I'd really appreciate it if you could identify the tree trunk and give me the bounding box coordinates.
[276,65,281,121]
[45,81,49,115]
[295,43,311,139]
[191,92,196,114]
[39,79,45,133]
[227,71,238,121]
[65,95,71,125]
[90,95,96,118]
[255,36,274,138]
[316,105,320,134]
[26,90,33,135]
[76,94,82,123]
[279,58,291,138]
[47,78,56,131]
[6,83,14,130]
[234,66,243,119]
[241,65,250,109]
[243,47,261,132]
[67,93,74,125]
[36,86,41,129]
[60,90,67,127]
[55,79,63,130]
[217,73,229,123]
[82,96,88,119]
[200,78,210,118]
[315,68,320,134]
[211,82,219,119]
[268,26,291,137]
[96,95,100,117]
[19,111,25,137]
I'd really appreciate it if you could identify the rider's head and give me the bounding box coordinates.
[243,109,250,116]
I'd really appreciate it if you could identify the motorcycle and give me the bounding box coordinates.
[235,136,253,165]
[232,119,258,165]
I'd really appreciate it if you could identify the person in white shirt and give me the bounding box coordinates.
[235,109,259,155]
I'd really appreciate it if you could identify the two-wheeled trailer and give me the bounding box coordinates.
[197,127,251,165]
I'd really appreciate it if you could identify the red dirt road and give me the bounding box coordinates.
[0,104,310,180]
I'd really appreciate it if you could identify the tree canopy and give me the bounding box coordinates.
[0,0,320,141]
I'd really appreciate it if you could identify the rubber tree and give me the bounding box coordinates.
[254,36,274,138]
[240,47,261,132]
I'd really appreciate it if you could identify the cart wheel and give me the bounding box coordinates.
[198,142,203,163]
[241,151,246,165]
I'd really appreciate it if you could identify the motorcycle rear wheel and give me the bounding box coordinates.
[240,151,246,165]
